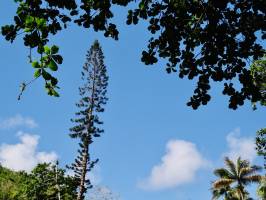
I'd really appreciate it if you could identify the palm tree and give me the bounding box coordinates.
[211,157,262,200]
[257,177,266,200]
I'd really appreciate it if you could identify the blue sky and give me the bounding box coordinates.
[0,2,265,200]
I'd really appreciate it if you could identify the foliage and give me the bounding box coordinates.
[250,56,266,108]
[2,0,265,109]
[68,40,108,200]
[24,162,78,200]
[256,128,266,169]
[257,177,266,200]
[212,157,262,200]
[0,165,28,200]
[0,163,78,200]
[212,186,252,200]
[129,0,266,109]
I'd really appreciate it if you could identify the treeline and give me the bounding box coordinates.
[0,163,77,200]
[0,163,119,200]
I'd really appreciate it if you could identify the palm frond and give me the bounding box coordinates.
[211,189,222,200]
[224,157,238,177]
[211,186,230,200]
[239,165,262,178]
[236,157,249,174]
[242,175,262,185]
[233,186,252,200]
[227,187,242,200]
[214,168,235,179]
[212,178,235,189]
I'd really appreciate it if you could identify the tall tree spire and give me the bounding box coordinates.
[68,40,108,200]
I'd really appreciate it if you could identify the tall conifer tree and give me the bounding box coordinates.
[68,40,108,200]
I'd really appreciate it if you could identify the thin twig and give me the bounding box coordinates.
[17,76,40,100]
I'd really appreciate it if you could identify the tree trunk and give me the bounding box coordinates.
[77,140,89,200]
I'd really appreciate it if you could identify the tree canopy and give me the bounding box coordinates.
[0,163,78,200]
[0,165,28,200]
[251,57,266,108]
[1,0,266,108]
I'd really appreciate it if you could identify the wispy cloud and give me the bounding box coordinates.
[0,114,38,129]
[138,140,210,190]
[0,132,57,172]
[224,128,256,162]
[88,185,121,200]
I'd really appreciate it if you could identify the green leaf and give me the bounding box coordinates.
[48,59,58,71]
[25,16,34,26]
[47,89,53,95]
[52,89,60,97]
[44,46,50,54]
[139,2,145,10]
[36,18,46,28]
[37,45,44,54]
[45,83,53,95]
[32,61,40,68]
[52,55,63,64]
[24,27,32,32]
[34,69,41,78]
[42,70,51,80]
[40,55,49,66]
[51,45,59,54]
[50,77,58,86]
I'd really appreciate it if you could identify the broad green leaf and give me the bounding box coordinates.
[44,46,50,54]
[48,59,58,71]
[34,69,41,78]
[52,55,63,64]
[42,70,51,80]
[51,45,59,54]
[31,61,40,68]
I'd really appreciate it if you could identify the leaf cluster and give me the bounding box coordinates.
[251,56,266,108]
[128,0,266,109]
[256,128,266,169]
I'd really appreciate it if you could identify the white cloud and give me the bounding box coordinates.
[0,132,57,172]
[224,128,256,162]
[0,114,38,129]
[138,140,209,190]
